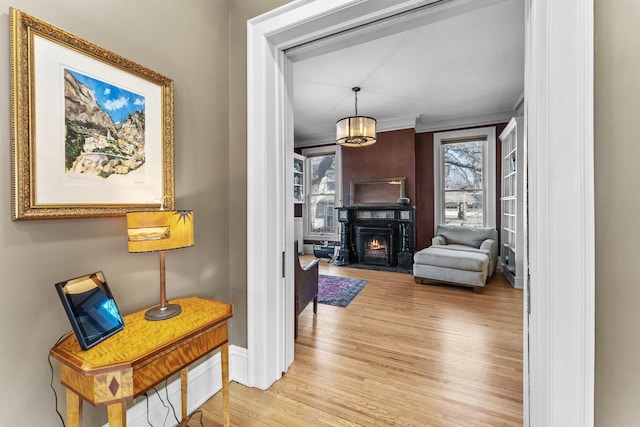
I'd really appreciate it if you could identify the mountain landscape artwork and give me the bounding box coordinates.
[64,69,146,180]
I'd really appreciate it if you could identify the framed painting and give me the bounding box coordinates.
[9,8,174,220]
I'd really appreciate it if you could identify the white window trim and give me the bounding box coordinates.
[433,126,496,232]
[301,145,342,242]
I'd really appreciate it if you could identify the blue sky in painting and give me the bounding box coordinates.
[66,68,145,124]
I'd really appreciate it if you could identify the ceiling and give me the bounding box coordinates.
[291,0,525,147]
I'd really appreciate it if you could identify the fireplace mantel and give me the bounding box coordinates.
[336,205,415,273]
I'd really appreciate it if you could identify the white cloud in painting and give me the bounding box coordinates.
[104,96,129,111]
[103,88,111,95]
[134,98,145,106]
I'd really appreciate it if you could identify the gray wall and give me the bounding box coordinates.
[0,1,232,425]
[0,0,295,424]
[594,1,640,425]
[228,0,293,347]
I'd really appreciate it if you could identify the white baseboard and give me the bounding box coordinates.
[229,345,248,385]
[102,345,248,427]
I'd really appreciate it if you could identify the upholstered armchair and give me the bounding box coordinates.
[431,224,499,275]
[413,224,499,293]
[294,241,319,339]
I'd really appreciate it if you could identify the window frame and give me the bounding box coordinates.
[302,145,342,242]
[433,126,496,231]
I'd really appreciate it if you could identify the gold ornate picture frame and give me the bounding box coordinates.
[10,8,174,220]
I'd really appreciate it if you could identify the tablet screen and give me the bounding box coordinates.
[55,271,125,350]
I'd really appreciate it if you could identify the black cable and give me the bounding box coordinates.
[48,354,66,427]
[49,334,68,427]
[164,379,180,425]
[153,387,171,426]
[144,392,154,427]
[49,334,205,427]
[185,409,205,427]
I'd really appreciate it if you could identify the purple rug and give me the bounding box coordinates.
[318,274,367,307]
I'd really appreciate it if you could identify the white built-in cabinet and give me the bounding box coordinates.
[293,153,305,204]
[499,117,524,288]
[294,153,305,253]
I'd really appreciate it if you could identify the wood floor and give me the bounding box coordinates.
[200,256,523,426]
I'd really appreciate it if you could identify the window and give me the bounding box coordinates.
[303,146,341,240]
[433,127,496,230]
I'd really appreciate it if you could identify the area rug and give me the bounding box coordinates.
[318,274,367,307]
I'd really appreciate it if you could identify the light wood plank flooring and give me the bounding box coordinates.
[200,256,523,426]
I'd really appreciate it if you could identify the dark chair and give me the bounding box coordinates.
[294,241,319,339]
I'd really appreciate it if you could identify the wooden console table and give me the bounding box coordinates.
[50,297,233,427]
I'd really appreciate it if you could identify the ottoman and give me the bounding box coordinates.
[413,246,490,293]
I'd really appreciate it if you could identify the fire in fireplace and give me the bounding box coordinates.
[368,238,387,251]
[356,226,394,266]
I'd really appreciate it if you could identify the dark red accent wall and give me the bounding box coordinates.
[342,129,416,206]
[415,132,434,250]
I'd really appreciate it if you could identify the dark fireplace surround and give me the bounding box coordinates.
[336,205,415,273]
[356,226,394,266]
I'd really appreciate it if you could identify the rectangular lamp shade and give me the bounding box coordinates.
[127,210,194,253]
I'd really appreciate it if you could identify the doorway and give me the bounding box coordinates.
[246,0,594,424]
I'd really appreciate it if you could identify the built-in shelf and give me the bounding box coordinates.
[499,117,524,289]
[294,153,305,204]
[294,153,305,252]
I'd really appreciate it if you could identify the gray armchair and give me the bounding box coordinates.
[413,224,498,293]
[294,241,319,339]
[431,224,499,275]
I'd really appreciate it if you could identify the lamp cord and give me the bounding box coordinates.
[152,387,171,426]
[49,334,68,427]
[144,392,153,427]
[164,380,180,424]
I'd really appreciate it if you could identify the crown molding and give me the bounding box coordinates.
[513,91,525,112]
[294,135,336,148]
[377,115,418,132]
[295,110,522,147]
[415,111,514,133]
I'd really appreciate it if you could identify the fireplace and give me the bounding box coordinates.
[336,206,415,273]
[356,226,394,266]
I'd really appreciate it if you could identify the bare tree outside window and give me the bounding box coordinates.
[308,154,336,234]
[443,140,484,227]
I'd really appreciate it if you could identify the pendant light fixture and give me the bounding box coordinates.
[336,87,377,147]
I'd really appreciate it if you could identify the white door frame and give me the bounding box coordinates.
[524,0,594,424]
[246,1,594,424]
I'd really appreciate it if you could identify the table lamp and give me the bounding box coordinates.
[126,210,194,320]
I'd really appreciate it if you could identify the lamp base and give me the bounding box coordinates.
[145,303,182,321]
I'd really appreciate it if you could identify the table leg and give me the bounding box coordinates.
[181,367,188,424]
[221,342,230,427]
[66,388,82,427]
[107,401,126,427]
